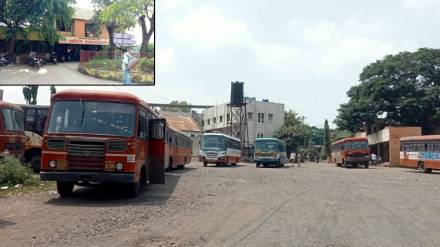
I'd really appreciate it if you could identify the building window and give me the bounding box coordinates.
[219,116,223,122]
[257,133,264,138]
[268,114,273,122]
[227,113,230,122]
[258,113,264,123]
[248,112,253,120]
[207,119,210,125]
[213,117,216,124]
[202,120,205,127]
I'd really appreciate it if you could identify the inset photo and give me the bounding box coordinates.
[0,0,154,85]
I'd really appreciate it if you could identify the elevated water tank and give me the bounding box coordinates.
[230,81,244,106]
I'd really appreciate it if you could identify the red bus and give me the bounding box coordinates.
[400,135,440,173]
[40,90,166,197]
[0,101,26,158]
[165,126,192,171]
[331,137,369,168]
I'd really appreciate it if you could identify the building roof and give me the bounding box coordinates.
[400,135,440,142]
[74,8,94,20]
[165,115,202,132]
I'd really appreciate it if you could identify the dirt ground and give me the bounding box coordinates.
[2,161,440,247]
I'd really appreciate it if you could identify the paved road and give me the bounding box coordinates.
[1,162,440,246]
[0,62,123,85]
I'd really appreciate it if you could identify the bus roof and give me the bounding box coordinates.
[52,90,161,118]
[0,101,23,112]
[203,132,241,142]
[255,138,285,144]
[400,135,440,142]
[18,104,49,110]
[331,137,368,146]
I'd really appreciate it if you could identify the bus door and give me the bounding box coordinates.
[149,119,166,184]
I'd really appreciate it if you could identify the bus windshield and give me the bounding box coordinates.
[47,101,136,137]
[202,135,225,150]
[255,141,280,152]
[1,109,24,131]
[344,141,368,150]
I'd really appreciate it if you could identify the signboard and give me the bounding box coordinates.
[114,33,137,47]
[59,36,109,45]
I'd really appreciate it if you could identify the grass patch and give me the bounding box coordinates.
[80,57,154,85]
[0,155,55,198]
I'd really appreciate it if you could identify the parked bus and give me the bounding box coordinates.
[19,104,49,172]
[40,90,166,197]
[0,101,26,158]
[165,126,192,171]
[254,138,288,168]
[400,135,440,173]
[199,133,241,167]
[331,137,369,168]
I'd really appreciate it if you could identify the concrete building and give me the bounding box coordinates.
[202,98,284,146]
[161,111,203,157]
[367,126,421,166]
[0,8,109,62]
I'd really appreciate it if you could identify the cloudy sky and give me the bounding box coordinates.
[2,0,440,127]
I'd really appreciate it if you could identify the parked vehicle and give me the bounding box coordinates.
[47,52,58,64]
[40,90,166,197]
[28,52,44,69]
[164,126,192,171]
[19,104,49,172]
[331,137,369,168]
[400,135,440,173]
[199,133,241,167]
[0,101,26,159]
[254,138,288,168]
[0,54,11,66]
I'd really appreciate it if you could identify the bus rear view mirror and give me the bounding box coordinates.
[150,119,165,140]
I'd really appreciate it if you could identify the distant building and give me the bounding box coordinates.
[367,126,421,166]
[161,111,203,157]
[0,8,109,62]
[201,98,284,146]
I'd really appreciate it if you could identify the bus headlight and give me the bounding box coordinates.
[115,163,124,171]
[49,160,57,168]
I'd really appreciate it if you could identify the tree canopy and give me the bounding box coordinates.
[161,100,192,113]
[335,48,440,134]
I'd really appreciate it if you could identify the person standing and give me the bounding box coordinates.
[371,153,377,166]
[290,152,296,167]
[122,49,133,85]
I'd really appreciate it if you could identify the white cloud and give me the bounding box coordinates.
[169,3,252,48]
[160,0,193,10]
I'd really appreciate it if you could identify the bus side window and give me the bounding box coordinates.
[138,111,147,139]
[427,144,434,151]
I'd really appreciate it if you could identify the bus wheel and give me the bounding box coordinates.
[203,161,208,167]
[365,162,369,169]
[57,181,74,197]
[256,163,260,168]
[29,156,41,173]
[231,163,237,166]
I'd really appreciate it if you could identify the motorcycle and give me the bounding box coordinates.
[47,52,58,64]
[0,54,11,66]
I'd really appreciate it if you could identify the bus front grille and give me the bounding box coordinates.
[68,140,105,171]
[206,151,218,159]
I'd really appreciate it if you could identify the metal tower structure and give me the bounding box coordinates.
[226,81,250,156]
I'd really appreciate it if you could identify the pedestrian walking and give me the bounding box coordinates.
[122,48,133,85]
[290,152,296,167]
[371,153,377,166]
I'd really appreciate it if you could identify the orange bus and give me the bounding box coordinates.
[40,90,166,197]
[331,137,369,168]
[165,126,192,171]
[400,135,440,173]
[0,101,26,158]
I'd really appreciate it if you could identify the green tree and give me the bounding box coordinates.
[322,119,331,159]
[50,85,56,95]
[127,0,154,57]
[22,86,38,105]
[161,100,192,112]
[93,0,136,48]
[274,110,311,154]
[335,48,440,134]
[0,0,41,53]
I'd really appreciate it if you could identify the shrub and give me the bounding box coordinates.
[0,155,32,186]
[136,58,154,72]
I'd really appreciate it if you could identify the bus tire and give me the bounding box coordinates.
[231,163,237,166]
[29,155,41,173]
[365,162,369,169]
[57,181,74,197]
[256,163,260,168]
[203,161,208,167]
